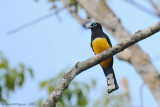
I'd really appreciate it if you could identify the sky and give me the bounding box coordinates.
[0,0,160,107]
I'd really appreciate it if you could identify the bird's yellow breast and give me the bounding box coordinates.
[92,38,113,68]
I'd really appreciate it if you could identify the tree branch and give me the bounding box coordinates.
[60,0,90,27]
[7,7,65,35]
[43,22,160,107]
[76,0,160,105]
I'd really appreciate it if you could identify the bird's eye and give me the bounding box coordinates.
[93,23,97,27]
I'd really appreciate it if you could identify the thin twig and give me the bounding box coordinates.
[61,0,90,26]
[122,0,160,18]
[43,22,160,107]
[7,7,64,35]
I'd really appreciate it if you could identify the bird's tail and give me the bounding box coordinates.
[103,67,119,93]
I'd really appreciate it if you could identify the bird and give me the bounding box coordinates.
[87,22,119,93]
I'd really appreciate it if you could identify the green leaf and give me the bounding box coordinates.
[77,96,88,106]
[28,68,34,78]
[75,3,79,13]
[57,101,65,107]
[69,0,75,4]
[5,74,15,90]
[37,98,43,107]
[0,86,2,99]
[19,72,24,86]
[12,68,18,78]
[0,58,9,69]
[40,81,47,88]
[20,64,25,72]
[66,91,72,101]
[84,84,90,92]
[91,79,97,87]
[0,52,33,103]
[48,86,55,94]
[104,99,110,105]
[48,0,55,2]
[77,89,82,97]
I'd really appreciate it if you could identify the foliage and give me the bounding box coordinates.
[0,53,33,103]
[35,0,80,13]
[38,68,130,107]
[93,92,129,107]
[38,68,97,107]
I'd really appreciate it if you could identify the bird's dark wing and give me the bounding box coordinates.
[90,41,94,53]
[103,33,112,47]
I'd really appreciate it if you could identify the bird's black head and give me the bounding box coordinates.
[86,22,102,31]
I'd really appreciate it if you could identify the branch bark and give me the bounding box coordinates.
[43,22,160,107]
[76,0,160,105]
[61,0,90,26]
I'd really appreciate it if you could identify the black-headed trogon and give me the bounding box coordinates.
[87,22,119,93]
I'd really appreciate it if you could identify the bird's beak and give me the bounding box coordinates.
[86,25,92,29]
